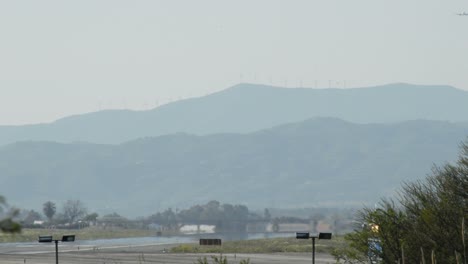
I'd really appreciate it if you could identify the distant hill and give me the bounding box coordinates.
[1,83,468,145]
[1,118,467,216]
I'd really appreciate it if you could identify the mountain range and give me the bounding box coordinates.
[1,117,467,216]
[1,83,468,146]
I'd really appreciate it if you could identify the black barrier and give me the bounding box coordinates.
[199,238,222,246]
[318,233,332,239]
[296,232,310,239]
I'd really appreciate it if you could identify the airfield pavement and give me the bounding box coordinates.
[0,243,336,264]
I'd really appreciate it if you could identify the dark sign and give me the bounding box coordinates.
[38,236,53,243]
[318,233,332,240]
[296,232,310,239]
[61,235,75,242]
[199,238,222,246]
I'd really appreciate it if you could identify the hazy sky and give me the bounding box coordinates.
[1,0,467,125]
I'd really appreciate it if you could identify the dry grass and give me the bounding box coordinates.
[171,236,345,254]
[0,227,160,243]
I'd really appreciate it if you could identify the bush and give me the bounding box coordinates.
[344,141,468,264]
[195,254,250,264]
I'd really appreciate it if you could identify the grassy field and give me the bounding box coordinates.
[1,228,347,258]
[171,236,346,254]
[0,227,161,243]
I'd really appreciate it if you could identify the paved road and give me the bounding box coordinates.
[0,243,336,264]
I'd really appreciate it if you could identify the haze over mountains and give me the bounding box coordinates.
[1,83,468,216]
[1,118,467,216]
[1,83,468,146]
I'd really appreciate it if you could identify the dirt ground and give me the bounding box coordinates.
[0,243,336,264]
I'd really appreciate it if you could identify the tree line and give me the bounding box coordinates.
[1,198,269,233]
[10,199,96,228]
[147,200,254,232]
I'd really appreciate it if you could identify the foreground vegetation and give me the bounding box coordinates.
[341,141,468,264]
[195,254,251,264]
[171,236,344,254]
[0,195,21,234]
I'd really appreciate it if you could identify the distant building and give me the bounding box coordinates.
[266,223,310,232]
[148,223,162,230]
[179,224,215,234]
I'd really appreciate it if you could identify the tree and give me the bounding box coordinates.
[101,212,128,228]
[343,141,468,264]
[23,210,42,225]
[272,217,280,232]
[150,208,177,229]
[62,200,87,223]
[84,212,99,222]
[0,195,21,233]
[345,200,408,263]
[263,208,271,222]
[201,201,222,223]
[43,201,56,222]
[178,205,204,223]
[155,201,252,232]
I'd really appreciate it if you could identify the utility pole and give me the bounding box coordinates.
[39,235,75,264]
[296,232,332,264]
[55,240,58,264]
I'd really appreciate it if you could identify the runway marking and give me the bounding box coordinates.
[5,242,192,255]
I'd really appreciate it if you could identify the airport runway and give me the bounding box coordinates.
[0,243,336,264]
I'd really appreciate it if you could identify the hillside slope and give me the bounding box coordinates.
[1,118,466,216]
[1,83,467,145]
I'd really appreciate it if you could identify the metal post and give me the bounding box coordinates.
[312,236,316,264]
[55,240,58,264]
